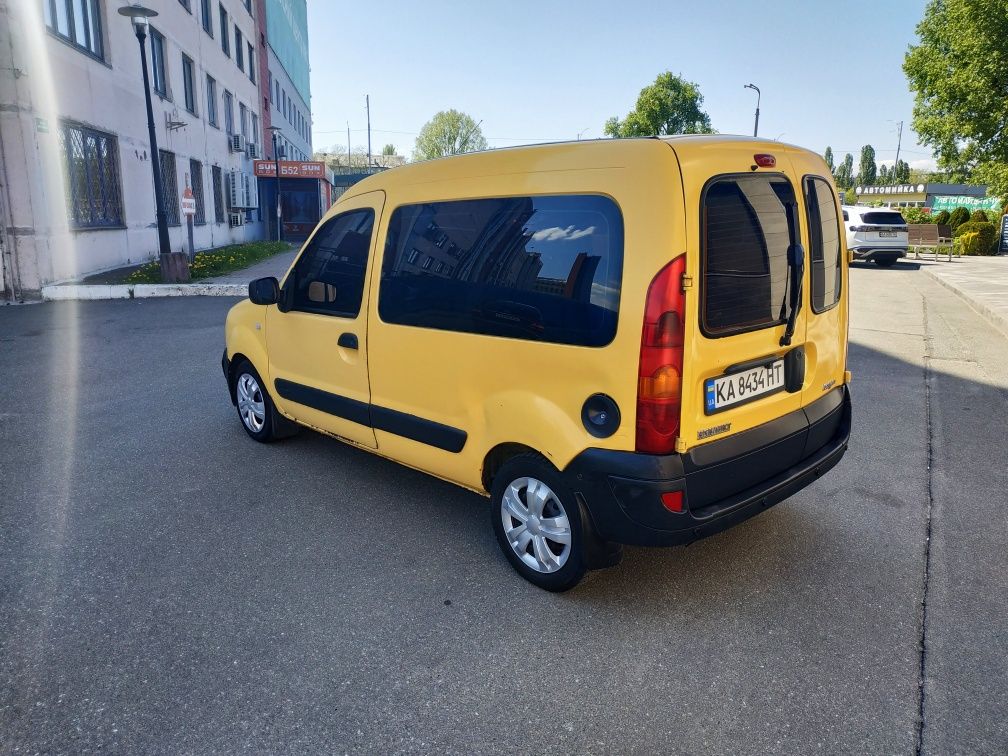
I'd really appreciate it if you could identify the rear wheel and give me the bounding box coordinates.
[491,454,588,591]
[874,257,897,267]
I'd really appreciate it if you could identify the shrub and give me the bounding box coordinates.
[947,206,970,229]
[901,207,930,224]
[843,189,857,205]
[932,210,951,225]
[970,209,988,222]
[951,220,998,255]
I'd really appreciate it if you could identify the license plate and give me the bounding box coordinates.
[705,360,785,414]
[879,231,897,237]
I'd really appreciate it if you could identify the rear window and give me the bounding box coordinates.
[804,177,842,312]
[379,195,623,346]
[701,175,797,335]
[861,211,906,225]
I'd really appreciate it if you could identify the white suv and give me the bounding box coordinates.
[842,205,908,267]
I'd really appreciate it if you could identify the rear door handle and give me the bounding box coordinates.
[338,332,358,350]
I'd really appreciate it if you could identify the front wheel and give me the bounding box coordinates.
[231,359,293,442]
[490,454,588,591]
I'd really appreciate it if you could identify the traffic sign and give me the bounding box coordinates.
[181,186,196,216]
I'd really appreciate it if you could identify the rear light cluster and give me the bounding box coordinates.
[849,224,908,232]
[636,255,686,454]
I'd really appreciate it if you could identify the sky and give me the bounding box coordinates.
[306,0,935,170]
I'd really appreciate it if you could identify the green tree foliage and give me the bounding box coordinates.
[413,110,488,161]
[893,159,911,183]
[904,0,1008,201]
[970,209,988,222]
[901,206,930,224]
[604,72,714,137]
[947,206,970,230]
[858,145,877,186]
[843,188,857,205]
[382,144,396,156]
[879,165,891,184]
[824,147,834,172]
[834,153,855,189]
[933,210,951,225]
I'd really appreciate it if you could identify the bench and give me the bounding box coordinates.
[908,224,955,262]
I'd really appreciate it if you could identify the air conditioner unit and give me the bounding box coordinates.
[246,143,259,159]
[229,211,245,227]
[229,133,246,152]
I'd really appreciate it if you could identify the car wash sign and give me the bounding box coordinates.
[930,195,1002,212]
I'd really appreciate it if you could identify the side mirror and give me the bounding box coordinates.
[248,276,280,305]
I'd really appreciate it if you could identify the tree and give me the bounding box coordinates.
[834,153,855,189]
[604,72,713,137]
[904,0,1008,200]
[382,144,396,156]
[413,110,487,161]
[824,146,834,172]
[858,145,877,186]
[879,164,891,184]
[893,159,911,183]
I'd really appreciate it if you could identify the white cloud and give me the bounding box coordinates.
[909,158,938,171]
[531,224,596,242]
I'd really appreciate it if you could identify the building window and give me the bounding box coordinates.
[212,165,225,223]
[201,0,213,36]
[223,90,234,134]
[150,28,167,97]
[274,79,279,104]
[219,5,229,56]
[181,54,197,114]
[247,43,255,83]
[239,102,248,139]
[251,112,259,147]
[159,150,181,226]
[267,71,272,102]
[178,0,191,12]
[44,0,105,60]
[244,0,252,14]
[189,159,206,226]
[57,122,123,229]
[206,75,218,126]
[235,27,244,71]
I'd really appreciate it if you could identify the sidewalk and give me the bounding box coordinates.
[915,255,1008,336]
[41,248,299,301]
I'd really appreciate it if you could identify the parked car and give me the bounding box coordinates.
[223,136,852,590]
[842,205,908,266]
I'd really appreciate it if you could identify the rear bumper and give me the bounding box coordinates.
[850,246,907,261]
[564,386,851,547]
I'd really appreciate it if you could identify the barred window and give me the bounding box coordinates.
[190,159,206,226]
[159,150,180,226]
[58,123,123,229]
[44,0,104,60]
[212,165,225,223]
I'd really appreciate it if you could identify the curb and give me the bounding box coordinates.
[41,283,246,301]
[922,267,1008,339]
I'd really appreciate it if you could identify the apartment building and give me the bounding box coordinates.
[0,0,269,299]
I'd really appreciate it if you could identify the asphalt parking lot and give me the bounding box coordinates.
[1,265,1005,754]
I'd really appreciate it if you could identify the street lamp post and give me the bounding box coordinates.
[268,126,283,243]
[744,83,760,138]
[118,5,185,282]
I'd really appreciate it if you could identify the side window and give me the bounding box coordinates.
[701,175,797,335]
[286,209,375,317]
[804,177,842,312]
[379,195,623,346]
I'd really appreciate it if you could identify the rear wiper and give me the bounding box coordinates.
[780,242,804,347]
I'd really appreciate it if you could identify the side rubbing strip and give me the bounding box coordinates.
[273,378,467,453]
[371,406,467,453]
[274,378,371,427]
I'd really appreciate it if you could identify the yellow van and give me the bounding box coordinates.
[222,136,851,591]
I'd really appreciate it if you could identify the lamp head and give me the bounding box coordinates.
[118,4,157,32]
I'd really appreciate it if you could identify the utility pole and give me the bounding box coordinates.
[366,95,372,168]
[894,120,904,174]
[346,121,351,166]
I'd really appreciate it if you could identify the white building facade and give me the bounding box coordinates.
[0,0,269,299]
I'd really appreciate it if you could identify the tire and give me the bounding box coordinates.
[231,359,292,442]
[874,257,897,267]
[490,453,588,591]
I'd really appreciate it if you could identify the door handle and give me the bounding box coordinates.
[338,332,358,350]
